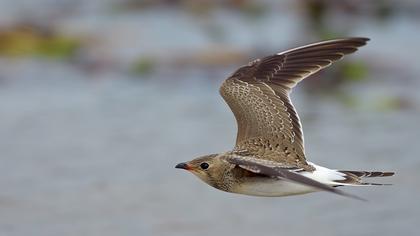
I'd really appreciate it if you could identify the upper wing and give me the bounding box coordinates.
[220,38,369,169]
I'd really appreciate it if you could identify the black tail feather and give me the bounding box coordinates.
[336,170,395,185]
[340,170,394,178]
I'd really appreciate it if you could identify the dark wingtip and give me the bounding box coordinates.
[353,37,370,42]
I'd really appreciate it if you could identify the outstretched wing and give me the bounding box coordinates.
[220,38,369,170]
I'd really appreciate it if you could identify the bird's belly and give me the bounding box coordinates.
[233,178,319,197]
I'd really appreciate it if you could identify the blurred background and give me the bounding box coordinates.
[0,0,419,235]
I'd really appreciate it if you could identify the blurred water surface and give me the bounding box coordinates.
[0,1,419,236]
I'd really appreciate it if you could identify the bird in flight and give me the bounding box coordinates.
[175,38,394,200]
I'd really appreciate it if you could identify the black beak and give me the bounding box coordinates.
[175,162,190,170]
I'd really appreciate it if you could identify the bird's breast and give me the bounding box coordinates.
[231,177,319,197]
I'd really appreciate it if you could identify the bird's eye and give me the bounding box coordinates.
[200,162,209,170]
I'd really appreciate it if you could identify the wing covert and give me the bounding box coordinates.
[220,38,369,169]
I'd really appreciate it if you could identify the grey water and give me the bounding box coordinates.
[1,2,420,236]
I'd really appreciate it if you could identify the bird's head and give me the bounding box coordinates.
[175,154,228,188]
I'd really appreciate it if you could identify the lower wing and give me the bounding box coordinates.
[223,155,365,201]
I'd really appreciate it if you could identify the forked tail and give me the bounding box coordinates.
[335,170,395,186]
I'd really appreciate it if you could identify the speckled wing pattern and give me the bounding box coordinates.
[220,38,369,170]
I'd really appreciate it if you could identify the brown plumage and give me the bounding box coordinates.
[176,38,394,199]
[219,37,369,171]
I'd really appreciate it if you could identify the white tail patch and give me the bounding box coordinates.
[302,162,394,186]
[301,162,347,185]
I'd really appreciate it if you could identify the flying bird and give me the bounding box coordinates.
[175,38,394,200]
